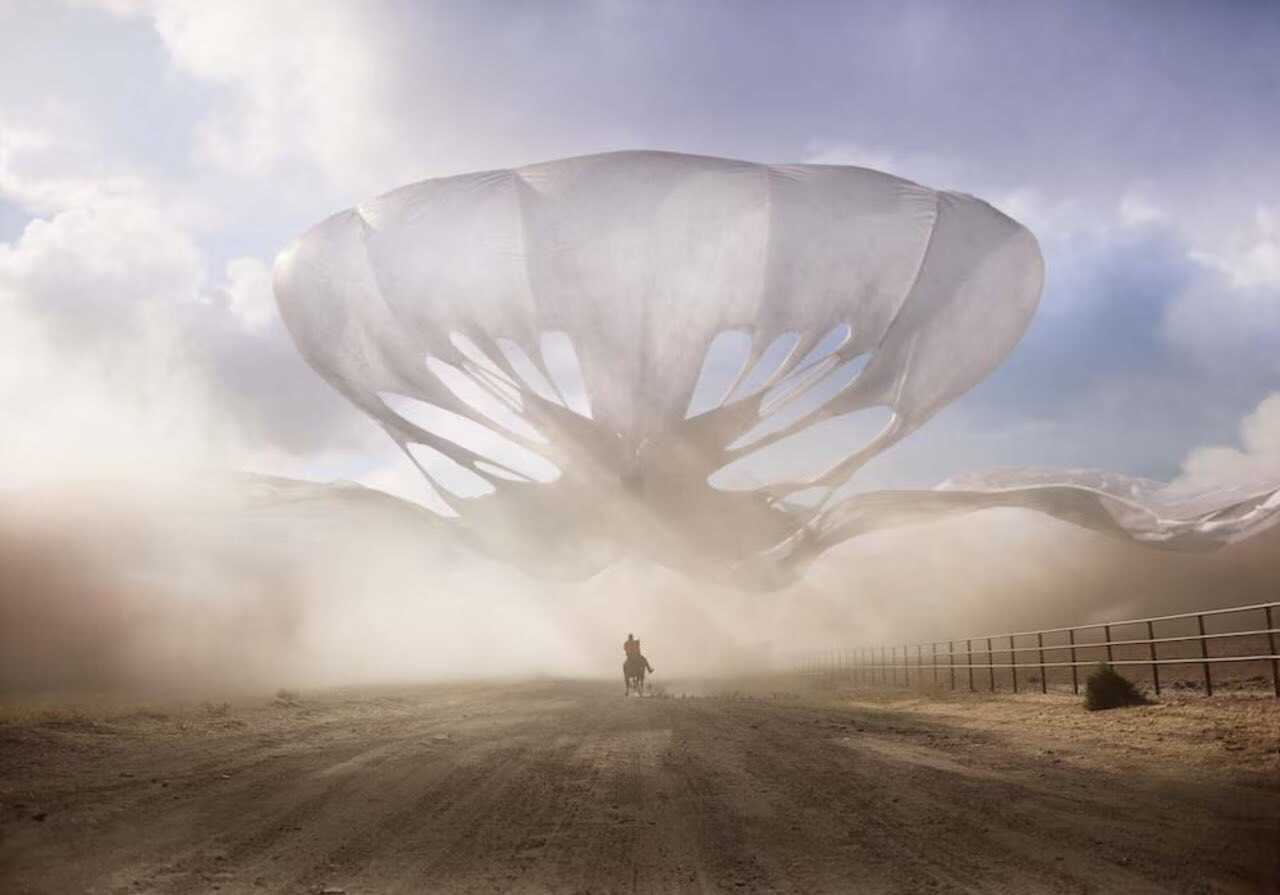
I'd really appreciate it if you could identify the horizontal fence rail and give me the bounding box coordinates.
[794,601,1280,698]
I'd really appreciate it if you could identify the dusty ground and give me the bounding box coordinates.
[1,679,1278,894]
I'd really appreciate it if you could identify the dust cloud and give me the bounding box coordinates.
[0,475,787,696]
[3,472,1279,698]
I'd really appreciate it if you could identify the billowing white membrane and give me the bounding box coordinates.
[274,150,1280,588]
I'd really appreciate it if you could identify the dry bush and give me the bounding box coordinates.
[1084,663,1150,711]
[204,701,231,717]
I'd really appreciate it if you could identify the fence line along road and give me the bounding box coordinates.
[795,601,1280,698]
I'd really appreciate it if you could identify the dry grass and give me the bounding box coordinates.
[828,685,1280,779]
[273,688,302,707]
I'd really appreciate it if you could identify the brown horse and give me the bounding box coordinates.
[623,654,650,696]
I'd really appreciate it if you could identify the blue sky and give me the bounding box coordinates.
[1,0,1278,498]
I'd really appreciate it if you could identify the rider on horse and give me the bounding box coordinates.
[623,633,654,693]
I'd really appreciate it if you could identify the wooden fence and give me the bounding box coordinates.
[796,601,1280,697]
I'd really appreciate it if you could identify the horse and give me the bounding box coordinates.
[624,654,649,696]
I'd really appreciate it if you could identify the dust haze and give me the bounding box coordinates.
[4,470,1279,698]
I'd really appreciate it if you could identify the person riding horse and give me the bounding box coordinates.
[623,633,654,695]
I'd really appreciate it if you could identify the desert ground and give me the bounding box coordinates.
[2,678,1278,894]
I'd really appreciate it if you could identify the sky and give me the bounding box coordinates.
[2,0,1280,689]
[2,0,1279,505]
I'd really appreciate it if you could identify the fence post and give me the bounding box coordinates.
[917,644,923,690]
[1010,634,1018,693]
[949,640,955,690]
[986,637,996,692]
[1068,629,1079,695]
[1104,624,1114,664]
[967,639,975,692]
[932,642,938,690]
[1146,620,1160,696]
[1266,605,1279,699]
[1197,613,1213,696]
[1037,632,1047,694]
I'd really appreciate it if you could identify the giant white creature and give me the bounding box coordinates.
[274,151,1280,589]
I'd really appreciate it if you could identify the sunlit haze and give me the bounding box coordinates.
[2,0,1279,692]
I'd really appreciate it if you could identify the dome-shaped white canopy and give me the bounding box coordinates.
[275,151,1279,588]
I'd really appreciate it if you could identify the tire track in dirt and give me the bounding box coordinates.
[2,680,1277,894]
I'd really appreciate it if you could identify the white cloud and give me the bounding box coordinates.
[0,121,145,215]
[1117,188,1168,228]
[0,187,203,324]
[1179,392,1280,488]
[1161,209,1280,369]
[0,290,229,493]
[1189,205,1280,291]
[88,0,413,195]
[0,159,373,490]
[0,7,391,496]
[0,179,229,489]
[222,255,275,334]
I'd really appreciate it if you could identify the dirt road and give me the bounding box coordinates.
[2,679,1278,894]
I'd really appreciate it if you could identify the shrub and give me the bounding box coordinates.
[204,701,231,717]
[1084,663,1149,711]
